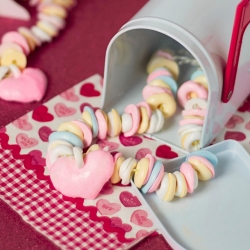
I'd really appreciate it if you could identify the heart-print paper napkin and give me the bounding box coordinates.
[0,74,185,250]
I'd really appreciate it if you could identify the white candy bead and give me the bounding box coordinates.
[31,26,52,42]
[156,173,169,200]
[73,146,84,169]
[183,131,202,152]
[121,113,132,133]
[49,144,74,166]
[0,66,9,80]
[185,98,207,110]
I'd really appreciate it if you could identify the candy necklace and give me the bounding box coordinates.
[0,0,76,103]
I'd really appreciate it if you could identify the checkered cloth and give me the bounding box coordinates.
[0,137,125,250]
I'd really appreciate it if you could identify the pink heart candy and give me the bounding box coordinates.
[96,199,121,215]
[39,126,53,142]
[12,114,33,131]
[28,150,46,166]
[50,150,114,200]
[130,210,153,227]
[54,103,76,117]
[0,68,47,103]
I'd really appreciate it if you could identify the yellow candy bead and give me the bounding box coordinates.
[112,109,122,136]
[147,93,176,118]
[137,106,149,134]
[164,173,177,201]
[184,115,204,120]
[37,21,58,37]
[193,75,208,89]
[189,92,198,99]
[57,122,84,141]
[179,172,188,198]
[41,5,67,19]
[82,111,92,129]
[1,48,27,69]
[147,57,179,80]
[111,156,125,184]
[134,158,149,188]
[149,79,171,90]
[18,31,36,51]
[188,158,212,181]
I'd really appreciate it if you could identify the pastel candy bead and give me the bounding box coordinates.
[0,66,9,80]
[48,144,74,168]
[38,3,68,18]
[186,150,218,167]
[49,131,84,149]
[143,154,155,184]
[95,109,108,140]
[124,104,140,137]
[119,157,137,185]
[147,57,179,80]
[37,20,59,37]
[107,109,121,137]
[178,81,208,108]
[180,162,198,193]
[182,131,202,152]
[2,31,30,55]
[81,110,92,128]
[146,109,164,134]
[73,146,84,169]
[136,102,152,118]
[178,124,202,137]
[134,157,150,188]
[182,109,206,118]
[148,163,164,193]
[0,42,23,57]
[188,156,215,180]
[141,160,163,194]
[121,113,132,133]
[147,93,176,118]
[142,85,173,101]
[179,118,204,127]
[163,173,177,201]
[57,121,84,141]
[9,64,21,78]
[149,79,172,90]
[191,69,204,80]
[193,75,208,89]
[85,144,100,154]
[185,98,207,110]
[71,120,92,147]
[84,106,99,138]
[137,106,149,134]
[38,13,66,30]
[53,0,75,8]
[48,139,73,152]
[155,50,173,60]
[111,153,125,184]
[18,27,42,47]
[147,68,172,83]
[156,173,169,200]
[0,48,27,69]
[173,171,187,198]
[31,26,52,42]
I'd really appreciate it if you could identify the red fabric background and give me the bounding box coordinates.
[0,0,149,249]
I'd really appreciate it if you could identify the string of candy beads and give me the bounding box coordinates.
[177,69,209,151]
[0,0,76,102]
[46,140,217,201]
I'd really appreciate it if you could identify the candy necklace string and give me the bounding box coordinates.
[46,49,214,202]
[0,0,76,103]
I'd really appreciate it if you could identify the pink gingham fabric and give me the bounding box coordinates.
[0,135,125,250]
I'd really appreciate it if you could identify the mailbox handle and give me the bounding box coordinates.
[222,0,250,103]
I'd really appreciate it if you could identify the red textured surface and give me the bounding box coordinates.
[0,0,148,249]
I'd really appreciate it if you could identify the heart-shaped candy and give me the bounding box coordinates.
[50,150,114,200]
[0,68,47,103]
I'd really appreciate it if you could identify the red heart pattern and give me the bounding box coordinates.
[28,150,46,166]
[12,114,32,131]
[80,83,100,97]
[110,217,132,232]
[238,96,250,112]
[54,103,76,117]
[16,133,39,149]
[38,126,53,142]
[119,191,141,207]
[60,87,79,102]
[32,105,54,122]
[99,182,114,195]
[119,133,142,147]
[156,145,178,159]
[224,131,246,141]
[96,199,121,215]
[225,115,244,129]
[130,210,153,227]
